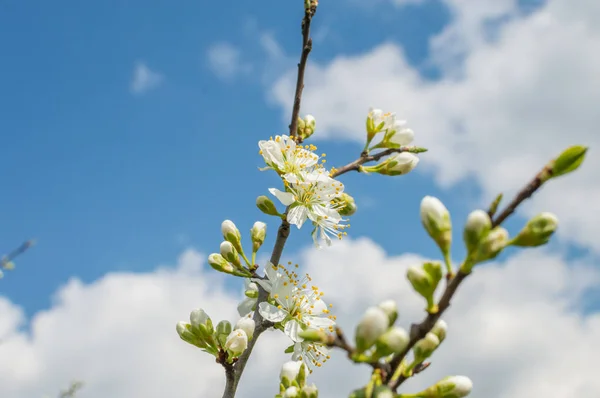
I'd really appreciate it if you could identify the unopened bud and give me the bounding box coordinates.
[549,145,588,180]
[190,308,212,332]
[221,220,243,253]
[424,375,473,398]
[466,227,509,269]
[413,332,440,361]
[334,193,357,216]
[377,300,398,326]
[463,210,491,254]
[224,329,248,356]
[375,326,410,357]
[220,241,241,268]
[363,152,419,176]
[208,253,235,274]
[235,316,255,340]
[381,120,414,148]
[355,307,389,353]
[301,384,318,398]
[216,320,233,348]
[420,196,452,258]
[256,195,280,216]
[176,321,205,348]
[250,221,267,252]
[298,115,316,140]
[372,386,394,398]
[407,262,442,312]
[280,361,305,385]
[511,212,558,247]
[431,320,447,343]
[298,328,328,343]
[283,386,299,398]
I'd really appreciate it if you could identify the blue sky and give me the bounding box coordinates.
[0,0,459,315]
[0,0,586,315]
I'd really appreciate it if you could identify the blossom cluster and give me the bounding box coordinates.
[259,134,349,247]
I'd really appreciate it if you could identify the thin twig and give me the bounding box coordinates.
[1,240,35,266]
[330,147,421,178]
[386,166,553,391]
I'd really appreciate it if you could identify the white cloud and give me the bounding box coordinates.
[1,240,599,397]
[130,62,163,95]
[269,0,600,253]
[206,42,251,81]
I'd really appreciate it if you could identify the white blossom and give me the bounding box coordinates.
[258,135,319,175]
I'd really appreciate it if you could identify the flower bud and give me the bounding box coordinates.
[377,300,398,326]
[224,329,248,356]
[250,221,267,252]
[355,306,389,353]
[431,320,447,343]
[365,153,419,176]
[280,361,304,384]
[301,384,318,398]
[216,320,233,347]
[379,120,414,148]
[424,375,473,398]
[176,321,205,348]
[549,145,588,180]
[349,388,367,398]
[208,253,235,274]
[298,328,328,343]
[366,108,394,142]
[374,326,410,357]
[413,332,440,361]
[421,196,452,258]
[283,386,299,398]
[257,195,280,216]
[463,210,491,254]
[466,227,509,269]
[510,212,558,247]
[298,115,316,140]
[372,386,394,398]
[407,262,442,312]
[220,241,241,268]
[334,193,357,216]
[222,220,243,253]
[235,316,255,340]
[190,308,212,331]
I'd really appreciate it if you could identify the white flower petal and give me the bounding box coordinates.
[258,302,287,322]
[284,320,304,342]
[288,205,309,228]
[269,188,296,206]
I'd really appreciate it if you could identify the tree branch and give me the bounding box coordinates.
[386,166,552,391]
[220,4,318,397]
[330,147,422,178]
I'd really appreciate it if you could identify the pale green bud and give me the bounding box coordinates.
[250,221,267,252]
[355,306,389,353]
[364,152,419,176]
[220,241,241,268]
[463,210,491,254]
[300,384,318,398]
[221,220,243,253]
[379,120,414,149]
[208,253,235,274]
[244,281,259,298]
[549,145,588,180]
[377,299,398,326]
[431,320,447,343]
[424,375,473,398]
[298,115,316,140]
[468,227,509,268]
[283,386,299,398]
[372,386,394,398]
[298,328,328,343]
[420,196,452,258]
[235,316,255,340]
[190,308,211,330]
[349,388,367,398]
[511,212,558,247]
[334,193,357,216]
[280,361,304,386]
[407,263,442,312]
[375,326,410,357]
[176,321,205,348]
[216,320,232,347]
[224,329,248,356]
[256,195,280,216]
[413,332,440,361]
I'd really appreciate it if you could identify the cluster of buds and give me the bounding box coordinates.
[296,115,316,142]
[208,220,267,277]
[360,108,424,178]
[276,361,319,398]
[403,320,447,377]
[461,210,558,273]
[353,300,410,362]
[406,262,443,313]
[397,375,473,398]
[176,308,255,362]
